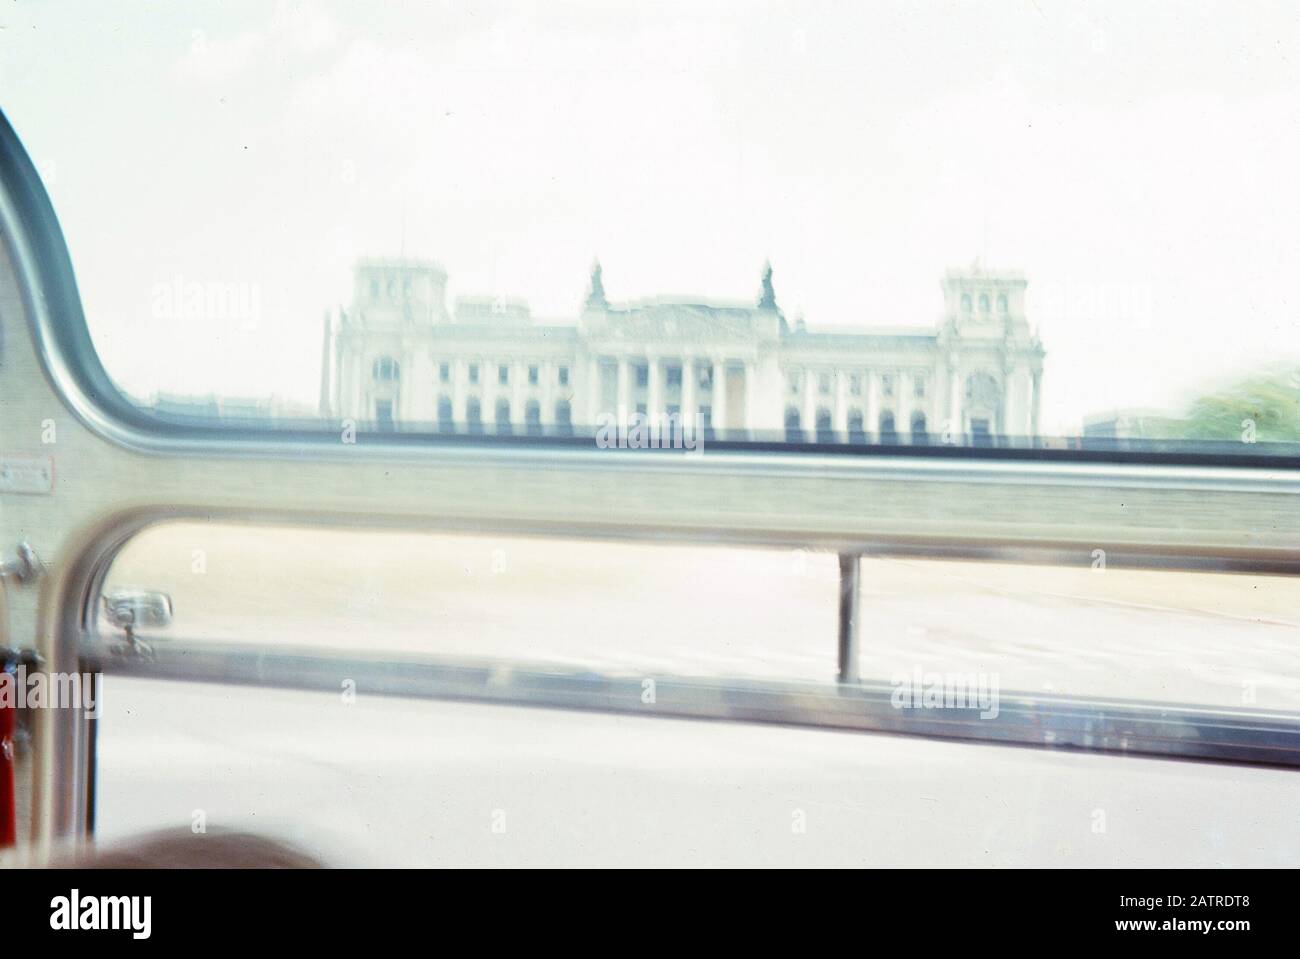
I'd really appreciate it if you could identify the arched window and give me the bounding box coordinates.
[979,293,990,313]
[997,293,1008,314]
[372,356,400,381]
[555,399,573,435]
[910,410,928,444]
[525,399,542,435]
[495,398,512,434]
[879,410,896,439]
[847,409,865,439]
[815,407,833,442]
[466,397,482,433]
[437,395,453,430]
[784,406,802,442]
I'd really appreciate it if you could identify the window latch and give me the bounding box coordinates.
[0,541,44,586]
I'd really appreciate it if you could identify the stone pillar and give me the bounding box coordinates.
[512,360,526,428]
[866,371,879,437]
[540,361,555,427]
[712,358,728,433]
[949,361,962,439]
[483,358,499,430]
[833,369,848,433]
[453,357,467,424]
[1023,371,1034,438]
[585,356,600,427]
[898,371,913,439]
[1002,366,1017,439]
[617,356,631,426]
[647,355,662,437]
[682,355,697,429]
[743,361,759,434]
[1030,370,1042,441]
[802,370,817,435]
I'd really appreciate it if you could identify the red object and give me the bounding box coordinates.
[0,680,14,847]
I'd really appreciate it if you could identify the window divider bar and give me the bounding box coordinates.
[838,552,861,685]
[85,638,1300,769]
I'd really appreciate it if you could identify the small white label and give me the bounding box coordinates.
[0,455,55,494]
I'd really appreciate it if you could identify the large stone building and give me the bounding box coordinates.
[321,258,1044,442]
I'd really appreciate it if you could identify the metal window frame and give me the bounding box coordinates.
[3,108,1300,857]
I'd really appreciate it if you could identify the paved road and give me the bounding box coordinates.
[93,677,1300,867]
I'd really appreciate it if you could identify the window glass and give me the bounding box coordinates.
[854,558,1300,712]
[101,523,838,681]
[3,2,1299,454]
[98,524,1300,712]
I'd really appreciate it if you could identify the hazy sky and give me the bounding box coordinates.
[2,0,1298,432]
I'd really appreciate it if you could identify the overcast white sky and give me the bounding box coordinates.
[2,0,1298,433]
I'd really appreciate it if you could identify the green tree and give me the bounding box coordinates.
[1181,370,1300,443]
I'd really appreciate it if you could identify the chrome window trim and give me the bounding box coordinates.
[87,638,1300,770]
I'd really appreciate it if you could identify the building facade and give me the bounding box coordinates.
[322,258,1044,442]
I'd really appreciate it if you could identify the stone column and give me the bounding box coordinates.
[1023,371,1034,438]
[511,360,525,428]
[453,357,467,424]
[948,360,962,439]
[866,371,880,437]
[617,356,631,427]
[585,355,601,427]
[802,370,817,435]
[483,358,499,431]
[1030,370,1042,441]
[540,361,555,427]
[647,355,662,438]
[833,369,848,433]
[712,358,728,433]
[898,371,913,439]
[743,361,758,434]
[1001,366,1017,440]
[682,355,697,429]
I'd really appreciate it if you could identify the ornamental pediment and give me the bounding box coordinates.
[596,302,779,344]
